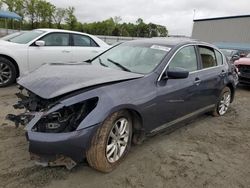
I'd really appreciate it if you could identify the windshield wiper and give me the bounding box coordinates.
[98,58,108,67]
[107,58,131,72]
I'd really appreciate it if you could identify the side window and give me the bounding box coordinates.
[215,50,223,65]
[73,34,98,47]
[41,33,69,46]
[169,46,198,72]
[199,46,217,68]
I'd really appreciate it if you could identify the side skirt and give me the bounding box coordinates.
[150,105,215,134]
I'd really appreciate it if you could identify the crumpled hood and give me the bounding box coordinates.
[234,58,250,66]
[18,63,144,99]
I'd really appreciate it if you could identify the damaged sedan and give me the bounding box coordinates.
[7,38,237,172]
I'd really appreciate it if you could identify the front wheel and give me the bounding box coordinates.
[0,57,17,87]
[213,87,231,116]
[86,110,132,172]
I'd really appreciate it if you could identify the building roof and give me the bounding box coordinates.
[194,14,250,22]
[0,10,22,20]
[214,42,250,50]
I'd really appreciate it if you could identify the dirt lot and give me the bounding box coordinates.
[0,85,250,188]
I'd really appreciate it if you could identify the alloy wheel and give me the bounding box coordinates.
[218,92,231,115]
[0,62,12,85]
[106,118,130,163]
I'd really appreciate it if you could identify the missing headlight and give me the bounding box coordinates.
[32,97,98,133]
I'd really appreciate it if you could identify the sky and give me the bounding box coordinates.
[48,0,250,36]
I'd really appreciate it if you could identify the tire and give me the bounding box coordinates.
[86,110,132,172]
[0,57,17,87]
[212,87,231,116]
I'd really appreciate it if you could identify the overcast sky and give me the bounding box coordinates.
[48,0,250,36]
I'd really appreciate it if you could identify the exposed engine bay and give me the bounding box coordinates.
[7,85,98,133]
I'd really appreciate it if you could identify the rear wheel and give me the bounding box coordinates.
[213,87,231,116]
[86,110,132,172]
[0,57,17,87]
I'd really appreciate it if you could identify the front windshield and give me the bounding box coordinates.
[8,30,45,44]
[92,43,171,74]
[1,32,22,41]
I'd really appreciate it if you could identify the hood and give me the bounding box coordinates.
[234,58,250,66]
[18,63,144,99]
[0,40,23,48]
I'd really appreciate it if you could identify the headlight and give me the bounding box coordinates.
[32,97,98,133]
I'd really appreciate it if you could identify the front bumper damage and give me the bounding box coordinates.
[26,123,99,170]
[7,87,99,169]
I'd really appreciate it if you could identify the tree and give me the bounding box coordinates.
[52,7,66,29]
[65,6,77,30]
[157,25,168,37]
[24,0,37,28]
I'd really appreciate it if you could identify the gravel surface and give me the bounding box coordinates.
[0,85,249,188]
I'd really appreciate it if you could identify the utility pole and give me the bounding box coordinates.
[193,9,196,20]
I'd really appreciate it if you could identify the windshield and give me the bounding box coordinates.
[1,32,23,41]
[92,43,170,74]
[8,30,45,44]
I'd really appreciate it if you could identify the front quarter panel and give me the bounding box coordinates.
[56,75,159,131]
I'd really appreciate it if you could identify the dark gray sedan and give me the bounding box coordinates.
[8,38,237,172]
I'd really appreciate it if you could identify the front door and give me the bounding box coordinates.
[150,45,204,132]
[28,32,72,72]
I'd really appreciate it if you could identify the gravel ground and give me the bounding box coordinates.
[0,85,249,188]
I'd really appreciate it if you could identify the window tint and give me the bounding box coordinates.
[73,34,98,47]
[215,50,223,65]
[41,33,69,46]
[199,46,217,68]
[169,46,198,72]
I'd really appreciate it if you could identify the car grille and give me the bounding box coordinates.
[238,65,250,78]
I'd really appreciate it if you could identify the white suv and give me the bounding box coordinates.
[0,29,110,87]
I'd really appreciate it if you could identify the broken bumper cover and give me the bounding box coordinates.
[26,123,100,169]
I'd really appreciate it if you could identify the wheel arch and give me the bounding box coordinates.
[226,82,235,103]
[0,54,20,78]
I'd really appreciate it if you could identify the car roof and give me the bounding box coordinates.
[125,37,213,48]
[36,28,94,37]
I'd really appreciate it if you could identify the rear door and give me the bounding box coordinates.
[71,34,103,62]
[195,46,226,106]
[28,32,72,71]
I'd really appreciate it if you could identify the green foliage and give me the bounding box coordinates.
[65,6,77,30]
[0,0,168,37]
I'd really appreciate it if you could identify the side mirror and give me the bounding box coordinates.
[167,67,189,79]
[35,40,45,47]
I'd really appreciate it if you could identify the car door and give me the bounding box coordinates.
[150,45,206,132]
[195,46,226,107]
[28,32,72,72]
[71,34,103,62]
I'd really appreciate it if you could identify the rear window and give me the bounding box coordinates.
[199,46,217,68]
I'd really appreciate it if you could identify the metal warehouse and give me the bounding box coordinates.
[192,15,250,44]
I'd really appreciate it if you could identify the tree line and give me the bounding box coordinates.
[0,0,168,37]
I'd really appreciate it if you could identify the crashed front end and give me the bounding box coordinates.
[7,86,100,170]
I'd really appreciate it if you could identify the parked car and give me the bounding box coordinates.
[0,29,110,87]
[7,38,237,172]
[234,57,250,84]
[220,48,250,62]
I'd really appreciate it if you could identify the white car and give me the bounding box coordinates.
[0,29,110,87]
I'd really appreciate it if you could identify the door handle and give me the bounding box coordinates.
[194,78,201,85]
[62,50,70,53]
